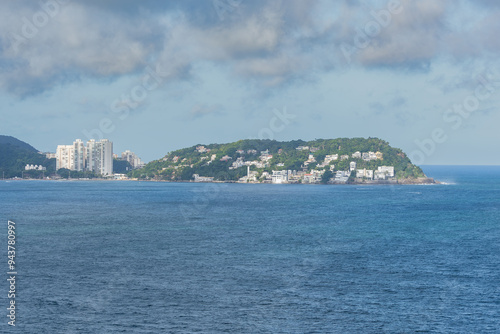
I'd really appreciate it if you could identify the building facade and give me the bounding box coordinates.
[55,139,113,175]
[121,150,144,169]
[272,170,288,184]
[56,144,74,170]
[73,139,86,171]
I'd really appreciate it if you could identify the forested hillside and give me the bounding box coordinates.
[130,138,425,181]
[0,136,55,178]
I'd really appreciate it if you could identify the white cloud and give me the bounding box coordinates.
[0,0,500,97]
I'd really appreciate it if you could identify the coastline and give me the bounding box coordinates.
[0,177,438,185]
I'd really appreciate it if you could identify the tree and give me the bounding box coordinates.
[321,170,333,184]
[113,159,132,173]
[129,138,427,181]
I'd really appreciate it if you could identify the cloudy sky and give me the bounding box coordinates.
[1,0,499,164]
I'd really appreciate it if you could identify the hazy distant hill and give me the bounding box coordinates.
[0,135,38,152]
[0,135,55,178]
[130,137,426,182]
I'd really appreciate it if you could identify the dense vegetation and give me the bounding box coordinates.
[0,135,38,152]
[129,138,426,181]
[0,138,56,178]
[113,159,133,174]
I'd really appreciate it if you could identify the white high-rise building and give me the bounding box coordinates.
[56,139,113,175]
[73,139,86,171]
[56,145,74,170]
[96,139,113,175]
[86,139,97,172]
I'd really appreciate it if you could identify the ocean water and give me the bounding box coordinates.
[0,165,499,333]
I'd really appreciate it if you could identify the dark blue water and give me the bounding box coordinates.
[0,166,499,333]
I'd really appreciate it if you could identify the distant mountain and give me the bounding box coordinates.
[0,135,38,152]
[0,135,55,178]
[130,138,430,183]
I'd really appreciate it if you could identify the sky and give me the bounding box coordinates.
[1,0,499,165]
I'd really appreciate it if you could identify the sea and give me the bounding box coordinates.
[0,165,499,333]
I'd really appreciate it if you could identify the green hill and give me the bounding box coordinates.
[0,136,55,178]
[0,135,38,152]
[129,138,427,183]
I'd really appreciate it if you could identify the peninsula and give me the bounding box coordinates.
[130,138,435,185]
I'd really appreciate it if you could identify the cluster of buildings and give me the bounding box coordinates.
[291,149,384,171]
[295,146,319,153]
[357,166,395,180]
[234,168,314,184]
[193,174,215,182]
[237,168,335,184]
[196,146,211,153]
[53,139,144,176]
[56,139,114,175]
[228,149,273,169]
[192,145,396,184]
[351,151,384,161]
[119,150,145,169]
[230,165,394,184]
[235,168,340,184]
[25,164,46,171]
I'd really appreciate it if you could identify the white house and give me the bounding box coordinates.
[272,170,288,184]
[357,168,374,179]
[374,166,395,179]
[193,174,214,182]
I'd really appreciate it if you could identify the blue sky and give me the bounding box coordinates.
[1,0,499,164]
